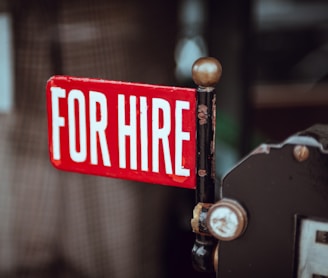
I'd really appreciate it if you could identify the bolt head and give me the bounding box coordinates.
[293,145,310,162]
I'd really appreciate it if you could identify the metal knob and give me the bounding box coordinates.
[206,198,247,241]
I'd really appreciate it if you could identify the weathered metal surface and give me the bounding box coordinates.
[191,202,212,236]
[191,57,222,273]
[216,125,328,277]
[196,88,216,204]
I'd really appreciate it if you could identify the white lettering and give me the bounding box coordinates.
[68,90,87,162]
[175,101,190,176]
[89,91,111,166]
[118,94,137,169]
[152,98,172,174]
[140,97,148,171]
[51,87,66,160]
[50,86,192,178]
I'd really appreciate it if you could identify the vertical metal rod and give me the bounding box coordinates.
[191,57,222,272]
[196,87,216,204]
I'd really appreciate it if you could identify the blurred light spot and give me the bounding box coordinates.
[175,36,207,82]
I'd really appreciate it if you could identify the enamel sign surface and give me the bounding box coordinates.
[46,76,196,189]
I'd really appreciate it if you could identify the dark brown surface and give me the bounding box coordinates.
[218,132,328,277]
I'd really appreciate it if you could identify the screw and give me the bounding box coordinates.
[293,145,310,162]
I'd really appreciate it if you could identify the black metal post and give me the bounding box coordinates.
[191,57,222,272]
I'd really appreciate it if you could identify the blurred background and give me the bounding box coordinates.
[0,0,327,277]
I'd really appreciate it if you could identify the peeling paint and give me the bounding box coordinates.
[198,169,207,177]
[198,104,208,125]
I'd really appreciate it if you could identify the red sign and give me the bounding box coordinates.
[46,76,196,189]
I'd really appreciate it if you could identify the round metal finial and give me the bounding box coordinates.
[192,57,222,87]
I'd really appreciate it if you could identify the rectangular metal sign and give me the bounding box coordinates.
[46,76,196,189]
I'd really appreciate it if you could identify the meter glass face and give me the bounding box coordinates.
[209,206,239,239]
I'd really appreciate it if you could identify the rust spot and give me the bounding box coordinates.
[198,104,208,125]
[212,95,216,129]
[212,218,219,224]
[198,169,207,177]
